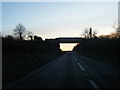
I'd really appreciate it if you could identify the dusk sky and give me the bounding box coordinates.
[1,1,118,50]
[2,2,118,38]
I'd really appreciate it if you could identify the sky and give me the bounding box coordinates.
[1,2,119,51]
[60,43,78,51]
[2,2,118,38]
[1,0,119,2]
[0,2,2,35]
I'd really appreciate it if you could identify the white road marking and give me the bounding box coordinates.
[89,80,100,89]
[77,62,85,71]
[72,54,85,71]
[74,58,77,62]
[72,53,100,89]
[72,54,77,62]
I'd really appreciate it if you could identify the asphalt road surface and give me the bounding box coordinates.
[4,52,120,89]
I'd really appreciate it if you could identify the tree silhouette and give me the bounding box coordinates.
[13,24,26,40]
[112,21,120,38]
[93,30,98,38]
[82,27,97,38]
[89,28,92,38]
[82,28,89,38]
[5,35,15,40]
[114,21,120,34]
[26,31,34,41]
[34,35,42,41]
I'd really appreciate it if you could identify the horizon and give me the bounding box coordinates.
[1,2,118,51]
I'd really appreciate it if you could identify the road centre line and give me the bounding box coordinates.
[74,58,77,62]
[77,62,85,71]
[72,54,100,89]
[89,80,100,89]
[72,54,85,71]
[72,54,77,62]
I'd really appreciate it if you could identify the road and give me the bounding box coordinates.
[4,52,120,89]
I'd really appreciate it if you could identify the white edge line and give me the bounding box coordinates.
[89,80,100,89]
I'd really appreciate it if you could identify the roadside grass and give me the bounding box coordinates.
[78,51,120,66]
[74,38,120,66]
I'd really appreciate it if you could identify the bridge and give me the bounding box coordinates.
[45,37,85,45]
[45,37,84,51]
[56,37,84,43]
[45,37,84,43]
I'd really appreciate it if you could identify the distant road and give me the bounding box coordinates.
[4,52,120,89]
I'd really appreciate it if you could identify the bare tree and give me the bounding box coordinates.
[113,21,120,38]
[89,27,92,38]
[113,21,120,33]
[27,31,34,41]
[116,21,120,34]
[82,28,89,38]
[82,27,97,38]
[13,24,26,40]
[93,30,98,38]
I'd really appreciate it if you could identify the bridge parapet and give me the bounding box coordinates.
[56,37,84,43]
